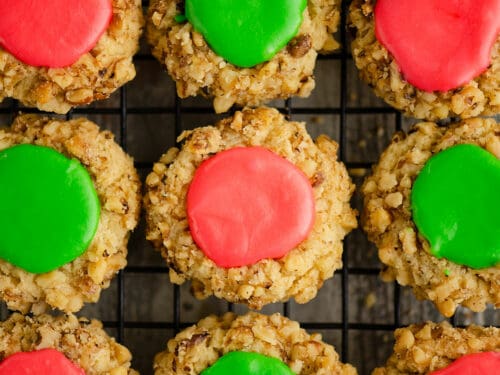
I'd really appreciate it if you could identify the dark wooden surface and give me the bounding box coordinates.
[0,13,498,375]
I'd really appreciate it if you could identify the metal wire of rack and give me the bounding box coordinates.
[0,1,498,374]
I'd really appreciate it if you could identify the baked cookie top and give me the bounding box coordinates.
[349,0,500,121]
[362,117,500,317]
[146,0,340,113]
[0,114,141,314]
[373,322,500,374]
[144,107,357,309]
[0,0,143,114]
[0,313,137,375]
[154,312,357,375]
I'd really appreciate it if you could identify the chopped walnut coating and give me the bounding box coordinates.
[288,35,313,58]
[154,312,357,375]
[0,313,137,375]
[144,107,357,309]
[373,322,500,374]
[349,0,500,120]
[147,0,340,113]
[0,115,141,313]
[0,0,143,113]
[362,118,500,317]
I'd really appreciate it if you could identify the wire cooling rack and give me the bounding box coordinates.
[0,1,498,374]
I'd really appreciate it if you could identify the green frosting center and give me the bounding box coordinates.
[185,0,307,68]
[411,144,500,269]
[201,351,295,375]
[0,144,101,273]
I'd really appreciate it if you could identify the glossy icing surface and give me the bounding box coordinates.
[0,349,86,375]
[187,147,315,268]
[185,0,306,67]
[374,0,500,92]
[0,0,112,67]
[411,144,500,269]
[0,144,100,273]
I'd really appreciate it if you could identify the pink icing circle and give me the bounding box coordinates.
[187,147,315,268]
[374,0,500,92]
[0,0,112,68]
[0,349,85,375]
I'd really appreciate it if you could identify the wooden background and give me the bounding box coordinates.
[0,1,498,374]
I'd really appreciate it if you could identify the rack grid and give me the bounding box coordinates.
[0,1,498,374]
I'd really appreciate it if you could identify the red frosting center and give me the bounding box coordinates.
[187,147,315,268]
[0,0,112,68]
[0,349,85,375]
[430,352,500,375]
[374,0,500,92]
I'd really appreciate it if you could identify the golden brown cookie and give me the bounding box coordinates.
[0,0,144,114]
[373,322,500,374]
[349,0,500,121]
[144,107,357,309]
[0,312,137,375]
[154,312,357,375]
[362,117,500,317]
[146,0,340,113]
[0,114,141,314]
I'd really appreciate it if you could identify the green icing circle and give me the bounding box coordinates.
[411,144,500,269]
[185,0,307,68]
[0,144,101,274]
[201,351,295,375]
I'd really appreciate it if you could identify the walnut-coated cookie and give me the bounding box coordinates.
[349,0,500,121]
[362,118,500,317]
[0,312,137,375]
[154,312,357,375]
[147,0,340,113]
[373,322,500,374]
[144,107,357,309]
[0,115,141,314]
[0,0,143,114]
